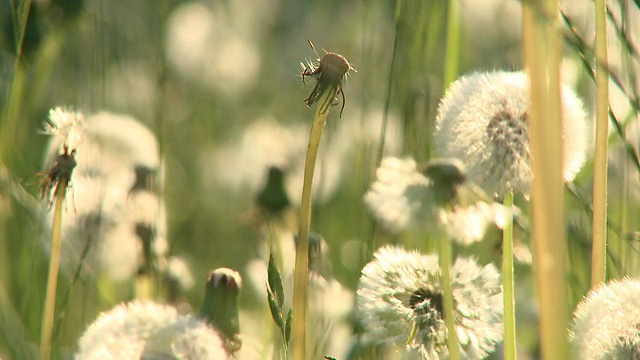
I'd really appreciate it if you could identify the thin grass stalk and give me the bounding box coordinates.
[502,189,516,360]
[523,1,569,358]
[39,181,67,360]
[1,0,31,166]
[591,0,609,287]
[292,88,336,360]
[438,233,460,360]
[443,0,460,89]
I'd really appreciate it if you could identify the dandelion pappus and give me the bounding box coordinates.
[300,39,355,117]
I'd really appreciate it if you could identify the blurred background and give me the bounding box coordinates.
[1,0,639,359]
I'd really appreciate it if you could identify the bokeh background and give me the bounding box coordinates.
[1,0,639,358]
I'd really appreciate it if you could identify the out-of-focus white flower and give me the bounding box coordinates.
[364,157,510,244]
[76,301,228,359]
[571,278,640,360]
[434,71,589,198]
[364,157,430,233]
[43,111,167,281]
[207,117,343,205]
[165,2,261,98]
[356,245,503,359]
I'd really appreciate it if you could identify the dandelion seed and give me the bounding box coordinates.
[301,40,355,117]
[356,245,503,359]
[364,156,510,244]
[76,301,229,360]
[571,278,640,360]
[433,71,589,198]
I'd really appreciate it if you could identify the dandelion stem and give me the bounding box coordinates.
[438,233,460,360]
[292,88,336,360]
[523,1,569,358]
[591,0,609,287]
[502,189,516,360]
[39,181,67,360]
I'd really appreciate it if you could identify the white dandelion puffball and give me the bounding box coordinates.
[364,157,510,244]
[356,245,503,359]
[43,111,167,281]
[434,71,589,197]
[571,278,640,360]
[76,301,228,359]
[363,157,431,233]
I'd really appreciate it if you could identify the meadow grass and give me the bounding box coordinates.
[1,0,639,359]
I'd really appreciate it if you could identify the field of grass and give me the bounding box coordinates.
[1,0,640,359]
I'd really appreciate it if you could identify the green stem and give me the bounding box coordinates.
[292,89,335,360]
[591,0,608,287]
[502,189,516,360]
[443,0,460,89]
[39,181,67,360]
[438,233,460,360]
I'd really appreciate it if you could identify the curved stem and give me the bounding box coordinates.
[292,88,335,360]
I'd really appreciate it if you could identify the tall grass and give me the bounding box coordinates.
[1,0,640,359]
[523,0,569,358]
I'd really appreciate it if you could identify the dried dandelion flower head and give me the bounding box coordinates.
[356,245,503,359]
[76,301,229,360]
[40,107,86,206]
[571,278,640,360]
[434,71,589,198]
[364,157,511,244]
[301,40,355,116]
[42,111,168,281]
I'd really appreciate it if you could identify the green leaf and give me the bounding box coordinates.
[267,253,285,307]
[267,288,284,329]
[284,308,293,343]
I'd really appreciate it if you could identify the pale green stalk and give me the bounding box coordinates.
[591,0,609,287]
[502,190,516,360]
[443,0,460,89]
[39,181,67,360]
[292,88,336,360]
[523,1,569,359]
[438,233,460,360]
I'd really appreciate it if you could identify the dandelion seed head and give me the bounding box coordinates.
[364,157,509,244]
[44,107,86,153]
[363,157,430,233]
[43,111,167,281]
[434,71,589,197]
[356,245,503,359]
[571,278,640,360]
[76,301,228,359]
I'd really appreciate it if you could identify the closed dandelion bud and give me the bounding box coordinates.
[571,278,640,359]
[356,245,503,359]
[76,301,228,359]
[199,267,242,354]
[256,166,291,213]
[434,71,589,198]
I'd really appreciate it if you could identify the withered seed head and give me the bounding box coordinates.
[301,42,354,117]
